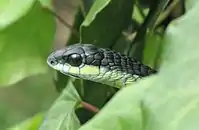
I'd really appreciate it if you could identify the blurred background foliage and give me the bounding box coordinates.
[0,0,196,130]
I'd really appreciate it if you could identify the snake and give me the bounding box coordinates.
[47,44,157,88]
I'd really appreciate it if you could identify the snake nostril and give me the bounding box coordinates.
[50,60,55,64]
[48,58,58,66]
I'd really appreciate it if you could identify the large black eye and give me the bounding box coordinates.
[68,53,82,66]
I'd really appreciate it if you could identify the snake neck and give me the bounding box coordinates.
[79,49,157,87]
[82,65,153,88]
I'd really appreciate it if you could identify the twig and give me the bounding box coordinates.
[81,101,100,113]
[127,0,170,57]
[155,0,180,27]
[44,7,80,39]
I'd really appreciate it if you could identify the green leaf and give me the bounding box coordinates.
[132,4,148,24]
[185,0,198,11]
[39,80,81,130]
[0,73,58,129]
[78,1,199,130]
[77,78,152,130]
[128,0,169,59]
[7,113,44,130]
[0,2,55,86]
[80,0,134,47]
[75,80,117,124]
[143,31,162,68]
[0,0,35,30]
[38,0,53,9]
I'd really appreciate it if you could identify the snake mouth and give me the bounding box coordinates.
[62,71,80,79]
[69,73,80,78]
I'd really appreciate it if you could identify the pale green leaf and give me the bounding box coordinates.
[7,113,44,130]
[0,0,35,30]
[39,80,81,130]
[0,2,55,86]
[143,31,162,68]
[38,0,53,9]
[185,0,198,11]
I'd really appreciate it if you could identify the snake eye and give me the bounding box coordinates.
[68,53,82,67]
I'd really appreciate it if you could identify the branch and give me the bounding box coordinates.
[81,101,100,113]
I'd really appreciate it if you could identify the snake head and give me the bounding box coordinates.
[47,43,157,87]
[47,48,65,72]
[47,44,101,79]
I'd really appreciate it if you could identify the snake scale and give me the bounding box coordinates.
[47,44,157,87]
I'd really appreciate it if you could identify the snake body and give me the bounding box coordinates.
[47,44,157,87]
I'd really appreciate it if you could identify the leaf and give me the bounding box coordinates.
[78,1,199,130]
[143,31,162,68]
[38,0,53,9]
[75,80,117,124]
[39,80,81,130]
[7,113,44,130]
[0,2,55,86]
[185,0,198,11]
[0,73,58,129]
[0,0,35,30]
[132,4,148,24]
[80,0,134,47]
[77,78,153,130]
[128,0,169,59]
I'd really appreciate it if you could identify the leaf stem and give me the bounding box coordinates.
[81,101,100,113]
[127,0,170,58]
[155,0,180,27]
